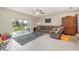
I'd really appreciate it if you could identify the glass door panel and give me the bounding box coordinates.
[12,19,31,35]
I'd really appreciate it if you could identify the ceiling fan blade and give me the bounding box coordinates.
[36,9,40,11]
[40,12,45,14]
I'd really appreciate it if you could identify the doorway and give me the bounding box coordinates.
[12,19,31,36]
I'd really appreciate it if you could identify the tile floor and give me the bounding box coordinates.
[7,34,79,51]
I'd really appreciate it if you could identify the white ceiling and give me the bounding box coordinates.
[5,7,79,18]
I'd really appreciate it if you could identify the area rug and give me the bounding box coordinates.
[13,32,44,45]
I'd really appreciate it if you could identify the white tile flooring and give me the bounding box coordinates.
[7,34,79,51]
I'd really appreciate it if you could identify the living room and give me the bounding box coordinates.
[0,7,79,51]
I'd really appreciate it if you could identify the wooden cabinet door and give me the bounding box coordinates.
[62,16,77,35]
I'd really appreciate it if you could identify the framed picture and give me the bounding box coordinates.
[45,18,51,23]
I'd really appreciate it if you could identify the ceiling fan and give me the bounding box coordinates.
[32,9,45,15]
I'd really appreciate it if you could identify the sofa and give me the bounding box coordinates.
[50,25,64,39]
[35,26,54,33]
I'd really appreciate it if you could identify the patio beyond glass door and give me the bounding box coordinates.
[12,19,31,35]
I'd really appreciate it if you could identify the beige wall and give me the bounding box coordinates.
[37,12,78,26]
[0,8,37,34]
[0,8,79,34]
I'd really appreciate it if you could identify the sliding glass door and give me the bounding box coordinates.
[12,19,31,35]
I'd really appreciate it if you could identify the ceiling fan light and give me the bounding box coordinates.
[35,12,40,15]
[32,9,45,15]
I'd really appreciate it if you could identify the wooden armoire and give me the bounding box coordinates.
[62,16,77,35]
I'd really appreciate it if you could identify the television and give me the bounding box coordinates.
[45,18,51,23]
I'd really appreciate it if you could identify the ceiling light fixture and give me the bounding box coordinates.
[32,9,45,15]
